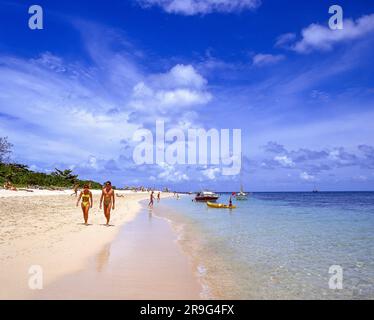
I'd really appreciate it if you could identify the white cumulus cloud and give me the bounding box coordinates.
[291,13,374,53]
[166,64,207,88]
[130,64,212,111]
[157,163,189,181]
[300,171,315,181]
[274,155,295,168]
[202,167,220,180]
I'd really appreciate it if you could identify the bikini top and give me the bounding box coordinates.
[82,193,90,201]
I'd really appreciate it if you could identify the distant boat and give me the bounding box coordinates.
[235,187,248,201]
[236,153,248,201]
[312,184,319,193]
[195,191,220,202]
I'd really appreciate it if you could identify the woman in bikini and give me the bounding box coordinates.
[100,181,115,226]
[76,184,93,225]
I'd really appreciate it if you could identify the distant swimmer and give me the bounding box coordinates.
[76,184,93,225]
[100,181,115,226]
[148,191,155,208]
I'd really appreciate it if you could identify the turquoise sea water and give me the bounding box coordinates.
[153,192,374,299]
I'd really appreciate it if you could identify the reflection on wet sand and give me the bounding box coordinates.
[96,243,111,272]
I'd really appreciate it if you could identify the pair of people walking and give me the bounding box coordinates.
[148,191,161,208]
[76,181,115,226]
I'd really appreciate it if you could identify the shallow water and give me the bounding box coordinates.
[154,192,374,299]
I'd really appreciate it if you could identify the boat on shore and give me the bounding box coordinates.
[207,201,236,209]
[195,191,219,202]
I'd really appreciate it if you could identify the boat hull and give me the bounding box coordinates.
[195,196,219,202]
[235,195,248,200]
[207,201,236,209]
[235,191,249,200]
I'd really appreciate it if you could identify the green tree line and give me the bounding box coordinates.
[0,137,102,189]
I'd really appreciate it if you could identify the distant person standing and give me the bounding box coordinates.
[228,196,233,208]
[76,184,92,225]
[71,183,79,197]
[157,192,160,202]
[100,181,115,226]
[148,191,155,208]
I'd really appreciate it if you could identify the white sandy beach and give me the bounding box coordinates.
[0,189,202,299]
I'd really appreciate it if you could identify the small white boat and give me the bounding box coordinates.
[236,153,249,201]
[235,187,248,201]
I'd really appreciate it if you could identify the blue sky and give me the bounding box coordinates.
[0,0,374,191]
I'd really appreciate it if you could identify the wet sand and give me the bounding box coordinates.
[34,206,202,299]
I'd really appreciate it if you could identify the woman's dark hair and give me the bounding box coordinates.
[83,184,89,189]
[105,181,112,186]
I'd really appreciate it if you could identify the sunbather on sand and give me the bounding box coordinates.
[4,181,17,191]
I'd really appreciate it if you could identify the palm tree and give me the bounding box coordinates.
[52,168,78,183]
[0,137,13,163]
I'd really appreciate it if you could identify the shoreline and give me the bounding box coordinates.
[151,196,217,299]
[153,212,214,299]
[151,196,240,300]
[33,200,203,299]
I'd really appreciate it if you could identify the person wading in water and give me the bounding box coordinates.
[148,190,155,208]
